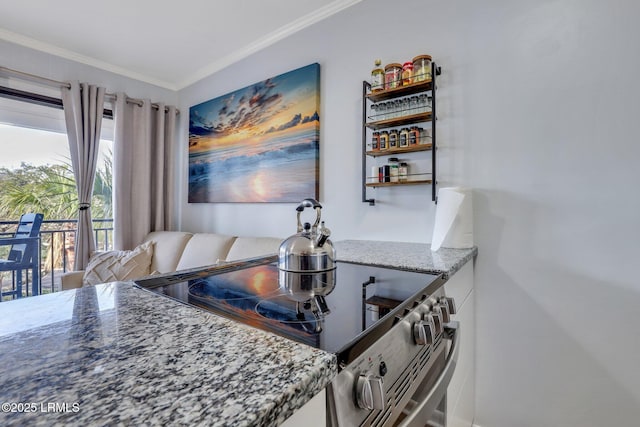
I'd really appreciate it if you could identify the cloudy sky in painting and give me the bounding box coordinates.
[189,63,320,152]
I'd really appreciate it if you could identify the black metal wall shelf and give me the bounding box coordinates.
[362,62,441,206]
[366,179,432,188]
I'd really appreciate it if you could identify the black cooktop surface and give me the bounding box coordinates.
[135,257,441,354]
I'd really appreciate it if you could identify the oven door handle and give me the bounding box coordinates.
[397,321,460,427]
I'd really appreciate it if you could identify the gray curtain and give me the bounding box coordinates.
[113,95,176,250]
[62,82,105,270]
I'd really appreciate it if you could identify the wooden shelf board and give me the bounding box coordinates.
[366,112,432,130]
[366,144,433,157]
[365,295,402,310]
[366,80,433,101]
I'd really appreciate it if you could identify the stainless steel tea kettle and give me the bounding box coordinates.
[278,198,336,273]
[279,198,336,317]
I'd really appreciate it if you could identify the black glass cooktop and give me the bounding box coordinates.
[134,257,442,355]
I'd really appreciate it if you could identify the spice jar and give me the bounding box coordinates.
[393,100,402,118]
[401,62,414,86]
[388,129,399,150]
[371,59,384,92]
[419,127,431,145]
[399,162,409,181]
[409,96,419,114]
[384,63,402,90]
[378,102,387,121]
[399,128,410,147]
[388,157,399,183]
[412,54,432,82]
[379,131,389,150]
[371,131,380,151]
[401,98,410,117]
[417,94,429,113]
[409,127,420,145]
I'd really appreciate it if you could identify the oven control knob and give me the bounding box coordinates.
[413,320,435,345]
[434,303,451,323]
[426,311,443,335]
[356,374,385,411]
[379,361,388,377]
[440,296,456,315]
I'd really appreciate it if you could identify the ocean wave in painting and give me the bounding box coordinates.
[188,63,320,203]
[188,127,319,203]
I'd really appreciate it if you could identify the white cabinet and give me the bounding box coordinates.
[444,262,475,427]
[281,389,326,427]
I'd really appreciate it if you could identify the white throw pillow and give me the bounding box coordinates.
[83,241,154,286]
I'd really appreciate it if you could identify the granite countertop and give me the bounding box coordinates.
[0,240,475,426]
[0,283,336,427]
[335,240,477,279]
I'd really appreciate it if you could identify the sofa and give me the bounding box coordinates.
[61,231,283,290]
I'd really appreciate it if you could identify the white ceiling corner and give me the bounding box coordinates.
[0,0,362,92]
[0,27,178,90]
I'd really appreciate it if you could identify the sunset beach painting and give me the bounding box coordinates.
[188,63,320,203]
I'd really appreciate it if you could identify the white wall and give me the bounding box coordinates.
[468,1,640,426]
[177,0,471,241]
[179,1,640,426]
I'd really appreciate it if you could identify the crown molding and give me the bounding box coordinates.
[0,0,362,92]
[175,0,363,89]
[0,28,178,90]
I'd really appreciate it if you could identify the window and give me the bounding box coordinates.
[0,121,113,219]
[0,86,113,296]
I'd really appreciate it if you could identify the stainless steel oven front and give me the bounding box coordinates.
[326,266,459,427]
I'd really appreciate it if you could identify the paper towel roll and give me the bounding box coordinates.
[431,187,473,251]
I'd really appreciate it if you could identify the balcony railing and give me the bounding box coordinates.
[0,218,113,300]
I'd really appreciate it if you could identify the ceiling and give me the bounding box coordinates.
[0,0,360,91]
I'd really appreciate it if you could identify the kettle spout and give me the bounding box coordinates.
[316,222,331,247]
[313,295,331,316]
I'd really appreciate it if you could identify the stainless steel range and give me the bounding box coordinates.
[134,256,459,427]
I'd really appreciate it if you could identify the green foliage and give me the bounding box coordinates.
[0,159,113,221]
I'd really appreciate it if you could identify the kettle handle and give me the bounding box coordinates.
[296,198,322,212]
[296,198,322,232]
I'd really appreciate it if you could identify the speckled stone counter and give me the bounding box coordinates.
[335,240,477,279]
[0,283,336,427]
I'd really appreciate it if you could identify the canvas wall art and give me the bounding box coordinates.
[188,63,320,203]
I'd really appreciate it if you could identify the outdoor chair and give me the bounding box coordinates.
[0,213,44,300]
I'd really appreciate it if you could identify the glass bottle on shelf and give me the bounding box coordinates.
[409,127,420,145]
[399,128,410,147]
[370,103,378,121]
[388,158,399,183]
[378,102,387,121]
[371,132,380,151]
[419,127,431,145]
[389,129,399,150]
[399,162,409,181]
[379,131,389,150]
[409,96,419,115]
[371,59,385,92]
[412,55,432,82]
[417,94,428,113]
[402,62,414,86]
[384,63,402,90]
[401,98,410,117]
[393,100,402,118]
